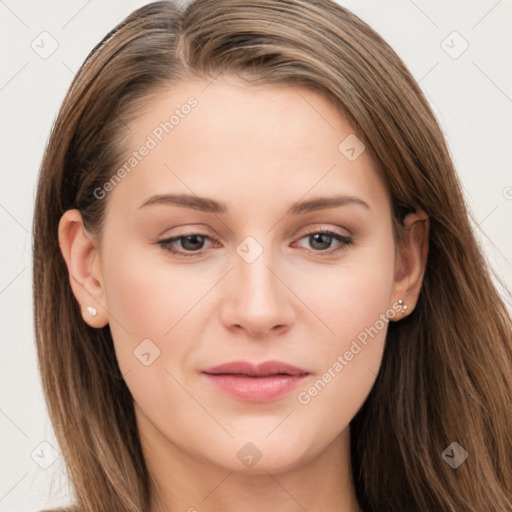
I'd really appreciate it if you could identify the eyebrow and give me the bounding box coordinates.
[138,193,370,214]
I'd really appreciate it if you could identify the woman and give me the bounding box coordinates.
[33,0,512,511]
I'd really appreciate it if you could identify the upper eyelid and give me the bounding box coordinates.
[159,222,352,239]
[159,226,351,243]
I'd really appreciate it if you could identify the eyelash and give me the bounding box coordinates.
[157,229,353,257]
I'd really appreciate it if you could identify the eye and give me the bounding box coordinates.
[294,229,353,254]
[157,233,214,257]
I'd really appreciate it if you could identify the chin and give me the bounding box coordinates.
[204,434,318,475]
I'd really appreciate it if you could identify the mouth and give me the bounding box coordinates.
[201,360,309,402]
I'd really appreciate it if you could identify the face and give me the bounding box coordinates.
[91,77,401,474]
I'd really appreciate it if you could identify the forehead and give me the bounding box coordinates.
[106,77,388,215]
[129,77,360,158]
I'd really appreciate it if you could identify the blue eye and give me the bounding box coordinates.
[157,229,353,257]
[296,230,353,253]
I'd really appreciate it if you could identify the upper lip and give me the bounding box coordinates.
[202,360,309,377]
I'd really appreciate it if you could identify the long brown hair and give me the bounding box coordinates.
[33,1,512,510]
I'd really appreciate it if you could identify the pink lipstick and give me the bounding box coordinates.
[201,360,309,402]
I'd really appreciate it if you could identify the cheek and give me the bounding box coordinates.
[301,237,396,356]
[100,242,205,372]
[100,244,203,422]
[292,236,395,422]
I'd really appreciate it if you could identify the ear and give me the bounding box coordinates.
[58,209,108,328]
[390,209,429,321]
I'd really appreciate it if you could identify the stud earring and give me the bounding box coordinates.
[86,306,97,317]
[397,299,408,314]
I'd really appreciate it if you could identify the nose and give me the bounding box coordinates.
[219,247,295,338]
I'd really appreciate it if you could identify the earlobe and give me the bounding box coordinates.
[390,209,429,321]
[58,209,109,328]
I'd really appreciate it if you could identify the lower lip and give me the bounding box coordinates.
[203,373,308,402]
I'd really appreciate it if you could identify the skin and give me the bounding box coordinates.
[59,76,429,512]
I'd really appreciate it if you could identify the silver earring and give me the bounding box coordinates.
[397,299,408,314]
[86,306,97,317]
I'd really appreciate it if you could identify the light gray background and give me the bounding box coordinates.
[1,0,511,510]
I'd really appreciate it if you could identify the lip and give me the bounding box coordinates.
[202,360,309,402]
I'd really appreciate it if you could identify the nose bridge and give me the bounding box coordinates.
[223,234,293,335]
[236,237,281,308]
